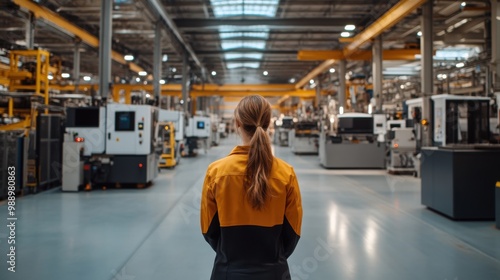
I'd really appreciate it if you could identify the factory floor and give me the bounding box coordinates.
[1,135,499,280]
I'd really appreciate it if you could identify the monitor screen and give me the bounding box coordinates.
[338,117,373,134]
[197,121,205,129]
[115,111,135,131]
[389,123,402,129]
[72,108,100,127]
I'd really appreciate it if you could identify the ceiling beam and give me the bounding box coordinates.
[144,0,205,72]
[343,0,427,58]
[295,0,427,89]
[164,1,376,7]
[295,59,336,89]
[196,49,298,55]
[12,0,144,74]
[298,49,422,61]
[174,18,359,30]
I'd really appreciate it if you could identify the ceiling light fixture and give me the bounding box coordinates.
[309,79,315,84]
[83,76,91,81]
[289,78,296,83]
[344,25,356,31]
[211,71,217,76]
[461,2,466,7]
[171,67,177,73]
[340,32,350,38]
[417,31,422,37]
[136,77,141,82]
[124,55,134,61]
[138,71,147,76]
[329,68,336,73]
[162,54,168,62]
[61,73,70,78]
[47,75,54,80]
[263,71,268,76]
[160,79,165,84]
[456,62,465,68]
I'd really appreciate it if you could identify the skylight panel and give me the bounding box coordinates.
[210,0,279,18]
[221,41,266,50]
[224,53,264,60]
[227,62,260,69]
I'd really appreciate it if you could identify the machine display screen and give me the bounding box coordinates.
[115,111,135,131]
[338,117,373,134]
[73,108,100,127]
[197,121,205,129]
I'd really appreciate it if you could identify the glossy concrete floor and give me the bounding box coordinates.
[1,135,499,280]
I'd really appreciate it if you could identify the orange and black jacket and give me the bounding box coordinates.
[200,146,302,280]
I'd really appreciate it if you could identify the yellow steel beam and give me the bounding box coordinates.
[13,0,144,74]
[192,84,296,91]
[222,97,243,102]
[298,49,422,61]
[295,60,336,89]
[298,50,345,61]
[343,0,427,58]
[277,95,290,106]
[339,38,355,43]
[190,90,317,98]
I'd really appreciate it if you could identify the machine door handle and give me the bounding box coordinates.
[108,133,111,140]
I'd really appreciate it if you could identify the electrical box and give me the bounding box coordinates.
[106,104,159,155]
[186,116,210,138]
[66,107,106,156]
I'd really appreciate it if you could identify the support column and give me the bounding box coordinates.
[421,1,434,146]
[492,0,500,91]
[338,60,347,114]
[372,36,383,111]
[25,12,35,49]
[182,53,189,115]
[153,21,162,102]
[73,39,81,94]
[315,79,321,108]
[98,0,112,99]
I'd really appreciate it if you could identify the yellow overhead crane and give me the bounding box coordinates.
[295,0,428,89]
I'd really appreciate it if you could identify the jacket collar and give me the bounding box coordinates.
[229,145,250,155]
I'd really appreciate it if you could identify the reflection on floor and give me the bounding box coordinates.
[0,135,499,280]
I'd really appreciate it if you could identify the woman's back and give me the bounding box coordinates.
[201,146,301,280]
[200,95,302,280]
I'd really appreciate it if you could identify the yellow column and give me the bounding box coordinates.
[125,89,131,104]
[8,97,13,118]
[36,51,41,95]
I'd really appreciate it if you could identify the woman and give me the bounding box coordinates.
[200,95,302,280]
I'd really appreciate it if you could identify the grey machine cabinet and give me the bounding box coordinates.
[421,148,500,220]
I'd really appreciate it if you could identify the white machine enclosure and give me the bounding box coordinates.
[65,107,106,156]
[186,116,210,138]
[431,95,490,145]
[106,104,158,155]
[62,141,84,191]
[387,128,416,172]
[373,114,387,136]
[159,109,185,141]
